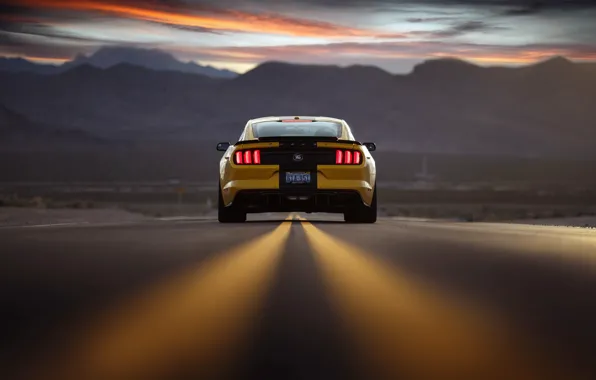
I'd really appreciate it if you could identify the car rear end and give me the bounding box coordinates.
[218,118,377,222]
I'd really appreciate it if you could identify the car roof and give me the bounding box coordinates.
[240,116,355,141]
[249,116,345,124]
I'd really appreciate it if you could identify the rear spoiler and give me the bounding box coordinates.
[235,136,362,146]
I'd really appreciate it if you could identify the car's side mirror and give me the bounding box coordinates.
[216,142,231,151]
[363,142,376,152]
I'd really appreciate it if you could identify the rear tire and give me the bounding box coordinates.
[218,184,246,223]
[344,185,377,223]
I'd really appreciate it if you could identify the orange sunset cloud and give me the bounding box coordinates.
[12,0,407,38]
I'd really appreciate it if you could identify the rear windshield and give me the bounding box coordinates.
[252,121,342,138]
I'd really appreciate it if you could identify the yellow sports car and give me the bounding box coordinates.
[216,116,377,223]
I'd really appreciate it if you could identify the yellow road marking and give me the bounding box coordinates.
[299,217,575,380]
[33,220,292,380]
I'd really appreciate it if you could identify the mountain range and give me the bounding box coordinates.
[0,102,105,149]
[1,53,596,159]
[0,46,238,78]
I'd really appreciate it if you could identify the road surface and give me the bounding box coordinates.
[1,214,595,380]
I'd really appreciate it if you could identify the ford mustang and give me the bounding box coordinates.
[216,116,377,223]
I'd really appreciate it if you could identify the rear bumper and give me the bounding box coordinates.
[230,189,367,213]
[221,172,374,208]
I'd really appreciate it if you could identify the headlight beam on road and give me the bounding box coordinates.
[33,217,293,380]
[299,217,573,380]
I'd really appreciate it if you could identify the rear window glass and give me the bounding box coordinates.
[252,121,342,138]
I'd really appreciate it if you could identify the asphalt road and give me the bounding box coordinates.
[1,214,596,380]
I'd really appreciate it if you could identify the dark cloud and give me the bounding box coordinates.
[498,0,596,15]
[407,17,453,23]
[0,28,159,60]
[278,0,596,16]
[438,21,490,36]
[502,1,545,15]
[93,0,594,13]
[411,21,507,38]
[205,0,596,8]
[0,3,24,15]
[1,22,124,44]
[0,30,95,59]
[450,20,506,34]
[146,22,220,34]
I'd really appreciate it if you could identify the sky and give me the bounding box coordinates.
[1,0,596,73]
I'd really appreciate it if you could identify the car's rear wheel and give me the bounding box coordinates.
[218,184,246,223]
[344,185,377,223]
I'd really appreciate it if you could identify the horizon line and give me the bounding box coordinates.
[1,51,595,76]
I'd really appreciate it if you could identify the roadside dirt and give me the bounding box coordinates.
[509,216,596,228]
[0,207,153,227]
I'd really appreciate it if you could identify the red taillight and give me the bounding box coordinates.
[234,149,261,165]
[335,149,362,165]
[235,151,243,164]
[335,150,343,164]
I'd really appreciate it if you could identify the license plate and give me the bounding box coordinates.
[285,172,311,184]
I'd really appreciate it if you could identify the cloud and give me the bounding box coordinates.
[406,17,453,23]
[1,0,411,38]
[188,0,596,7]
[0,30,97,60]
[429,20,507,37]
[2,0,596,71]
[502,2,545,16]
[500,0,596,15]
[198,0,596,11]
[144,21,218,34]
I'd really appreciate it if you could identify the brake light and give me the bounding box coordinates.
[234,149,261,165]
[335,150,343,164]
[345,150,352,164]
[335,149,362,165]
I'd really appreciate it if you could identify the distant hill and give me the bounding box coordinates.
[0,103,36,136]
[0,46,238,78]
[0,103,104,148]
[62,46,238,78]
[1,56,596,158]
[0,63,224,140]
[0,57,61,75]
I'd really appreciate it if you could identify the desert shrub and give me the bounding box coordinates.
[0,194,46,208]
[29,196,47,208]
